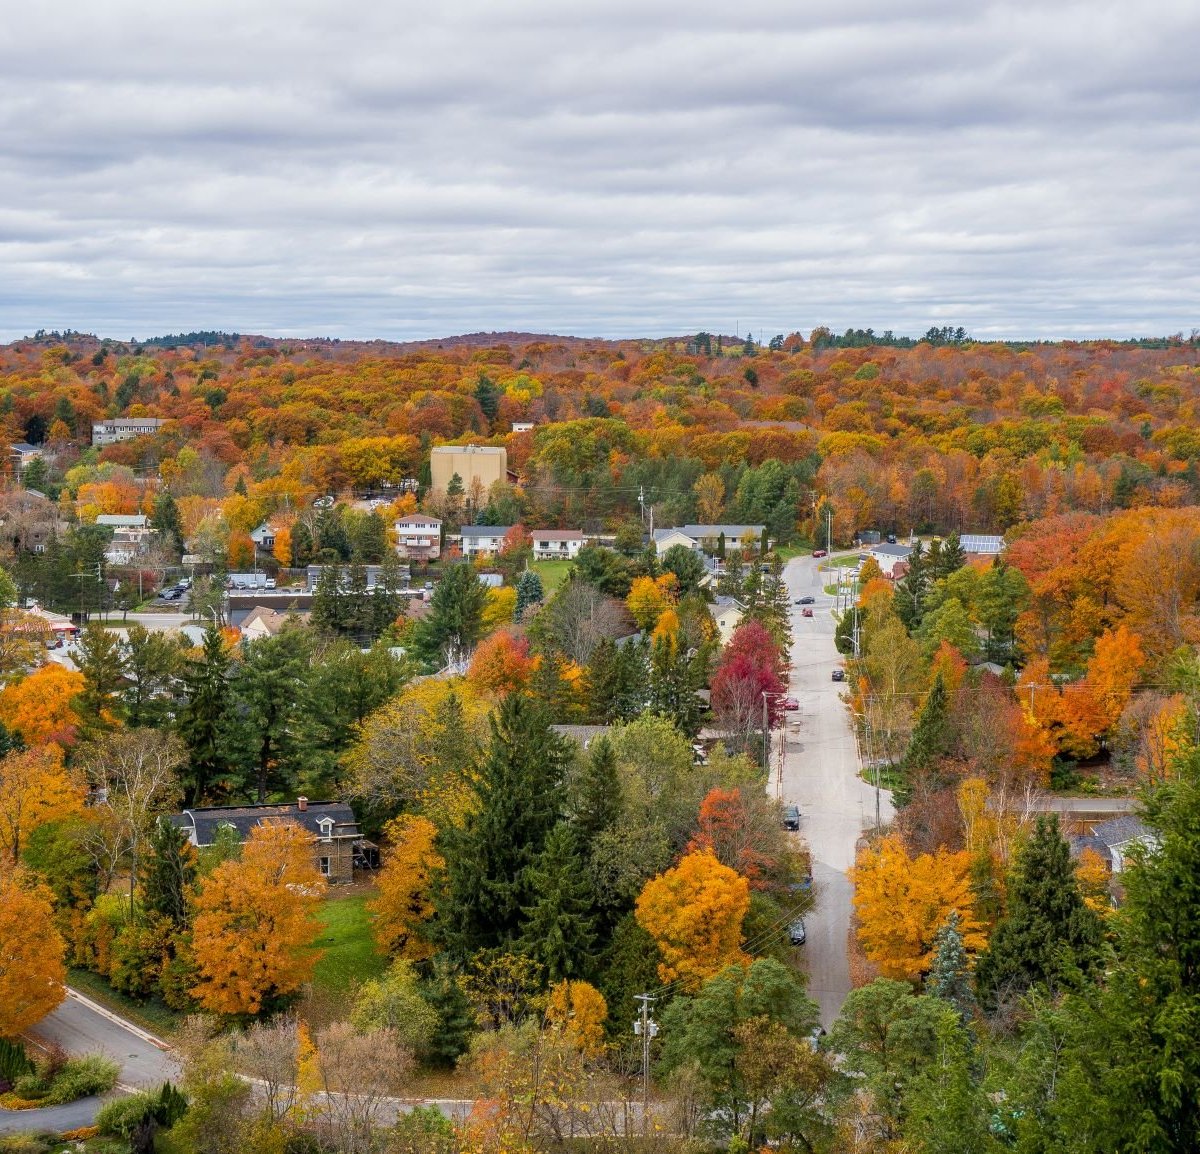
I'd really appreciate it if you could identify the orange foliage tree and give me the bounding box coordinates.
[368,814,444,961]
[467,631,535,697]
[851,833,987,981]
[0,663,85,747]
[686,787,776,890]
[190,821,326,1015]
[0,746,86,865]
[635,850,750,991]
[0,872,66,1036]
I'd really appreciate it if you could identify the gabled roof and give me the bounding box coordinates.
[96,514,150,528]
[240,606,287,636]
[711,596,746,613]
[168,800,358,847]
[1093,815,1150,847]
[396,515,441,527]
[677,524,765,538]
[460,525,512,537]
[531,529,584,542]
[870,543,912,558]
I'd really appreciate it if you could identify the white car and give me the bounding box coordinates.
[265,578,277,589]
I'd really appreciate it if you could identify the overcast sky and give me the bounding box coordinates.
[2,0,1198,342]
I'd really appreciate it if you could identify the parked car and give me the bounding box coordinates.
[789,918,807,945]
[831,668,845,682]
[802,607,814,617]
[886,534,897,544]
[782,804,801,830]
[812,549,827,558]
[264,578,277,589]
[783,696,799,710]
[798,595,815,604]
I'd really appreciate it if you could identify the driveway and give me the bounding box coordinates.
[777,554,893,1027]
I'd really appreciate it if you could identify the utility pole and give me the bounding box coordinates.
[826,505,833,556]
[633,994,658,1130]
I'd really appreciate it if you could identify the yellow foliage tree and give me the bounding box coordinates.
[0,746,86,866]
[368,814,444,960]
[851,833,987,981]
[272,526,293,568]
[480,586,518,633]
[634,851,750,991]
[546,979,608,1058]
[0,872,66,1036]
[1075,846,1111,915]
[626,575,674,631]
[0,663,85,747]
[190,821,327,1016]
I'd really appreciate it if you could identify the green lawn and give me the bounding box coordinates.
[311,892,388,996]
[530,558,573,595]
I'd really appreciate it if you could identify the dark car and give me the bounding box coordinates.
[886,534,897,544]
[799,595,815,604]
[789,918,807,946]
[812,549,827,558]
[802,607,814,617]
[831,668,845,682]
[782,804,801,830]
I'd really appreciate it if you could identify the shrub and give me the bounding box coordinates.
[96,1091,156,1136]
[0,1039,33,1092]
[0,1137,53,1154]
[41,1054,120,1105]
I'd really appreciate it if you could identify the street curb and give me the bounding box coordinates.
[63,988,172,1052]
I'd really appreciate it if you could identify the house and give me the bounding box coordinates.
[394,515,442,562]
[239,605,289,641]
[511,421,535,433]
[429,445,508,495]
[10,443,45,476]
[91,417,165,446]
[0,490,60,554]
[867,542,913,578]
[96,514,150,531]
[459,525,512,558]
[168,798,378,884]
[249,523,277,550]
[551,724,613,750]
[961,534,1005,557]
[305,564,410,592]
[654,524,769,556]
[1091,815,1155,874]
[710,596,746,645]
[531,529,585,561]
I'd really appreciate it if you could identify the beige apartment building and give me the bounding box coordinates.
[429,445,508,495]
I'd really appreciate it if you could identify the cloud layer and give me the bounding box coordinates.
[2,0,1198,341]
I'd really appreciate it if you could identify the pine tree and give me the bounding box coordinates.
[177,625,231,804]
[935,531,967,579]
[905,673,951,775]
[519,823,597,982]
[894,540,930,631]
[433,694,571,958]
[150,489,184,556]
[648,634,704,738]
[975,815,1102,1007]
[74,622,128,735]
[419,958,475,1067]
[140,818,197,926]
[310,562,347,634]
[927,911,977,1022]
[571,736,622,842]
[410,561,487,668]
[586,637,644,723]
[515,569,544,620]
[371,551,405,637]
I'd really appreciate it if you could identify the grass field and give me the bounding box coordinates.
[311,892,388,995]
[530,559,573,595]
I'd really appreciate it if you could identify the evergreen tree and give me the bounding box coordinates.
[342,562,372,641]
[894,541,930,631]
[586,636,645,723]
[315,505,351,560]
[74,622,128,735]
[177,626,231,805]
[123,624,182,727]
[290,520,315,567]
[419,959,475,1067]
[647,634,705,738]
[473,374,500,424]
[140,818,197,926]
[310,562,347,634]
[433,694,571,957]
[519,823,596,982]
[975,816,1102,1007]
[371,552,405,638]
[150,490,184,555]
[934,531,966,579]
[410,562,487,668]
[905,673,951,775]
[926,911,977,1023]
[351,511,389,563]
[571,736,622,842]
[514,569,544,620]
[529,649,576,722]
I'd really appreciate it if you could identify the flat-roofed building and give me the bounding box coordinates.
[92,417,165,446]
[429,445,508,494]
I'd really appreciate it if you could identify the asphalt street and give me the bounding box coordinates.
[778,554,894,1027]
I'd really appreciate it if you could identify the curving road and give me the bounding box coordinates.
[778,554,893,1027]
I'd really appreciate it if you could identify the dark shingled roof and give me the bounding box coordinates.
[1093,816,1149,847]
[168,800,359,847]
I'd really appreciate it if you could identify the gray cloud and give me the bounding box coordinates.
[1,0,1198,341]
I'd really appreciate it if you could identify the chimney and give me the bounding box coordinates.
[297,796,308,812]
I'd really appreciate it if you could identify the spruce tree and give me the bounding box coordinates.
[177,625,231,804]
[647,634,704,738]
[571,736,622,842]
[927,911,977,1022]
[975,815,1102,1007]
[310,562,347,634]
[519,823,597,982]
[894,540,930,631]
[432,694,571,957]
[140,818,197,926]
[935,531,967,579]
[514,569,544,620]
[410,561,487,668]
[905,673,951,775]
[74,622,128,735]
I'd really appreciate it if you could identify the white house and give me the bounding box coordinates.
[394,515,441,562]
[249,523,277,550]
[1092,816,1155,874]
[459,525,511,558]
[709,596,746,645]
[91,417,165,446]
[239,605,288,642]
[654,524,768,556]
[531,529,584,561]
[511,421,535,433]
[868,542,913,578]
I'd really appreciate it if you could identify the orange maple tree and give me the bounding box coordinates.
[687,787,775,889]
[467,631,536,697]
[0,872,66,1036]
[368,814,444,960]
[190,820,326,1015]
[851,833,987,981]
[634,850,750,991]
[0,746,87,865]
[0,663,85,747]
[545,979,608,1057]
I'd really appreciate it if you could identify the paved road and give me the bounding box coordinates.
[778,554,893,1027]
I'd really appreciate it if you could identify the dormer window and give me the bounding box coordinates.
[318,818,334,841]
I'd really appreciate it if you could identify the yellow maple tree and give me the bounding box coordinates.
[1075,846,1112,915]
[0,872,66,1036]
[190,821,326,1016]
[852,833,987,981]
[0,746,87,866]
[368,814,444,960]
[0,663,85,747]
[634,850,750,991]
[545,979,608,1058]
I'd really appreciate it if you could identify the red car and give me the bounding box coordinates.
[783,696,800,710]
[812,549,827,558]
[802,607,814,617]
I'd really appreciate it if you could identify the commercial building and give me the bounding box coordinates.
[429,444,508,495]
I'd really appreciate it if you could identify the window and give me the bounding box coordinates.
[318,818,334,841]
[319,857,331,877]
